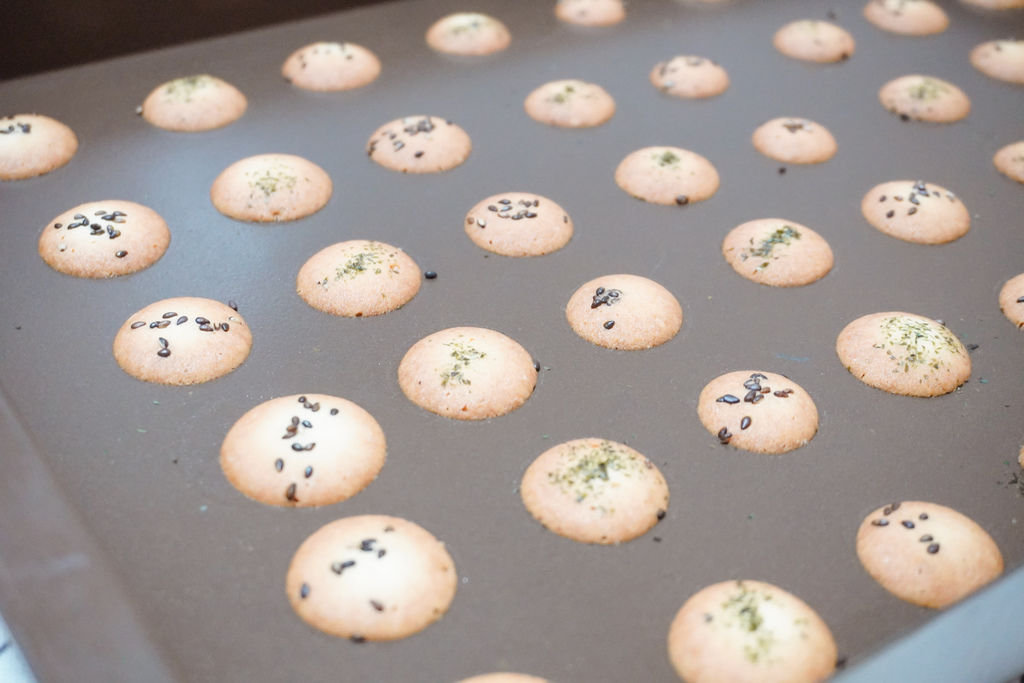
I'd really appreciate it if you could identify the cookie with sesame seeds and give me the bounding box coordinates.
[112,297,251,385]
[520,438,669,545]
[836,312,970,397]
[554,0,625,26]
[752,117,837,164]
[140,74,246,132]
[426,12,511,56]
[38,200,170,278]
[523,79,615,128]
[457,675,550,683]
[994,140,1024,183]
[296,240,421,317]
[773,20,855,63]
[878,74,970,123]
[220,394,386,508]
[861,180,969,244]
[464,192,573,257]
[862,0,948,35]
[614,146,720,206]
[856,501,1003,608]
[286,515,457,641]
[0,114,77,181]
[210,153,332,222]
[721,218,833,287]
[998,273,1024,329]
[649,55,730,99]
[565,274,682,350]
[970,39,1024,84]
[282,42,381,91]
[367,115,471,173]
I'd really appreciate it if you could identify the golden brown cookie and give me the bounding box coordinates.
[878,75,970,123]
[523,79,616,128]
[282,42,381,91]
[210,153,332,222]
[994,140,1024,184]
[565,274,682,350]
[751,117,837,164]
[650,56,730,99]
[0,114,78,181]
[862,0,948,35]
[721,219,833,287]
[296,240,421,317]
[773,20,855,63]
[998,273,1024,329]
[464,192,573,257]
[426,13,511,55]
[614,146,720,206]
[554,0,625,26]
[860,180,969,244]
[367,116,472,173]
[140,74,247,132]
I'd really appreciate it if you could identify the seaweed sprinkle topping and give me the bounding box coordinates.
[547,440,643,504]
[742,225,801,268]
[720,582,778,664]
[332,242,395,281]
[654,150,680,167]
[908,77,949,101]
[440,339,486,386]
[551,83,577,104]
[164,75,215,101]
[875,316,961,372]
[248,164,297,198]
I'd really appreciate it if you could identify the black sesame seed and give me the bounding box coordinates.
[115,250,128,258]
[414,151,424,158]
[370,600,384,612]
[300,583,310,599]
[378,549,386,558]
[871,519,889,527]
[886,210,895,218]
[675,195,689,206]
[773,391,789,398]
[292,416,300,425]
[778,167,786,175]
[228,300,238,311]
[883,506,892,515]
[902,520,915,529]
[907,207,917,215]
[158,337,168,348]
[424,271,437,279]
[966,343,978,351]
[384,525,395,532]
[740,416,752,430]
[330,408,339,415]
[196,317,210,325]
[533,360,541,372]
[879,195,887,202]
[716,394,740,404]
[162,312,176,319]
[603,320,615,329]
[275,458,284,472]
[298,396,307,403]
[350,635,366,644]
[157,348,171,358]
[131,321,146,329]
[176,316,188,325]
[302,420,313,428]
[919,512,929,520]
[286,483,298,501]
[899,113,910,121]
[221,322,230,332]
[291,443,304,452]
[919,534,933,542]
[656,509,666,520]
[305,466,313,478]
[53,223,62,229]
[927,543,940,554]
[891,502,901,511]
[743,389,759,403]
[199,324,214,332]
[149,321,160,329]
[360,539,376,552]
[310,403,320,412]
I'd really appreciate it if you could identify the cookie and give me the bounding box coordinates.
[860,180,969,244]
[457,675,549,683]
[397,326,537,420]
[554,0,625,26]
[210,153,332,222]
[862,0,948,36]
[0,114,78,181]
[697,371,818,454]
[565,274,682,351]
[751,117,837,164]
[113,297,252,385]
[878,75,970,123]
[282,42,381,91]
[773,20,855,63]
[998,272,1024,329]
[140,74,247,132]
[961,0,1024,8]
[835,312,970,397]
[650,56,730,99]
[296,240,421,317]
[994,140,1024,184]
[520,438,669,545]
[463,192,573,257]
[367,116,471,173]
[523,79,616,128]
[286,515,457,641]
[970,39,1024,84]
[614,146,720,206]
[220,394,386,508]
[721,219,833,287]
[425,13,511,56]
[667,580,837,683]
[38,200,171,278]
[856,501,1004,608]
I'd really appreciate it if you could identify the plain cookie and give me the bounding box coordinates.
[282,42,381,91]
[140,75,246,132]
[426,13,511,55]
[970,39,1024,84]
[0,114,77,181]
[994,141,1024,183]
[752,117,837,164]
[554,0,625,26]
[878,75,970,123]
[296,240,421,317]
[210,153,332,222]
[650,56,730,99]
[861,180,969,244]
[524,79,615,128]
[773,20,855,63]
[998,273,1024,329]
[367,116,471,173]
[615,146,720,206]
[862,0,948,35]
[721,218,833,287]
[464,192,573,257]
[565,274,682,350]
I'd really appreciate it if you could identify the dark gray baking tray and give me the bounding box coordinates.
[1,0,1023,681]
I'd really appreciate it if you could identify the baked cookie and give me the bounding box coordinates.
[140,74,246,132]
[521,438,669,545]
[296,240,421,317]
[565,274,682,350]
[398,327,537,420]
[970,39,1024,84]
[650,56,730,99]
[998,273,1024,329]
[367,116,471,173]
[721,219,833,287]
[961,0,1024,8]
[38,200,170,278]
[860,180,969,244]
[994,140,1024,184]
[773,20,855,63]
[113,297,252,385]
[856,501,1004,608]
[878,75,970,123]
[0,114,78,181]
[220,394,386,508]
[751,117,837,164]
[862,0,948,36]
[457,675,549,683]
[667,580,837,683]
[554,0,625,26]
[463,192,573,257]
[523,80,615,128]
[426,13,511,56]
[286,515,457,641]
[697,371,818,454]
[210,153,332,222]
[282,42,381,91]
[836,312,970,397]
[614,146,720,206]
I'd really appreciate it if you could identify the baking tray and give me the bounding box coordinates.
[1,0,1023,681]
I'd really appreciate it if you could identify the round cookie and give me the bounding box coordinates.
[296,240,421,317]
[856,501,1004,608]
[38,200,170,278]
[862,0,948,36]
[721,218,833,287]
[397,326,537,420]
[650,56,730,99]
[565,274,682,351]
[367,116,471,173]
[614,146,720,206]
[667,580,837,683]
[520,438,670,545]
[878,75,970,123]
[860,180,969,244]
[697,371,818,454]
[970,39,1024,84]
[0,114,77,181]
[140,74,246,132]
[282,42,381,91]
[220,394,386,508]
[458,675,549,683]
[751,117,837,164]
[113,297,252,385]
[463,192,573,257]
[426,13,511,56]
[994,140,1024,184]
[523,80,615,128]
[286,515,457,641]
[210,153,332,222]
[773,20,856,63]
[836,312,970,397]
[961,0,1024,8]
[998,272,1024,329]
[554,0,625,26]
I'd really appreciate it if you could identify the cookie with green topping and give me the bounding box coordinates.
[426,12,511,56]
[650,55,730,99]
[998,272,1024,329]
[140,74,246,132]
[773,20,855,63]
[367,115,472,173]
[554,0,625,26]
[722,219,833,287]
[524,79,615,128]
[520,438,669,545]
[296,240,421,316]
[614,146,720,206]
[464,191,573,257]
[0,113,78,181]
[878,74,970,123]
[282,42,381,91]
[210,153,332,222]
[752,117,837,164]
[994,140,1024,184]
[862,0,948,36]
[861,180,969,244]
[970,39,1024,84]
[565,274,683,350]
